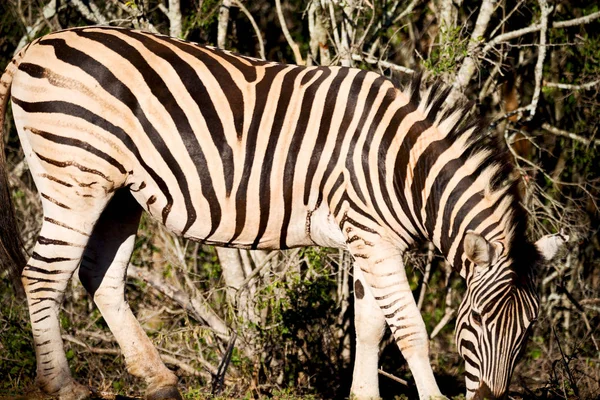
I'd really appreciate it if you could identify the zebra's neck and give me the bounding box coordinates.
[376,84,524,278]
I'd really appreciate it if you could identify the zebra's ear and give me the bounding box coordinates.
[464,231,495,266]
[535,231,569,261]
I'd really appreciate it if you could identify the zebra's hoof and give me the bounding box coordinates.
[56,382,91,400]
[146,386,183,400]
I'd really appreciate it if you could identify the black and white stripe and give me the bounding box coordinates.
[0,26,543,400]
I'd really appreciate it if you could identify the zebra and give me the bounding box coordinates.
[0,26,566,400]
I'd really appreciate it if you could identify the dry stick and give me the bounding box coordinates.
[447,0,497,106]
[367,0,419,57]
[392,0,420,24]
[217,0,232,49]
[74,329,220,375]
[554,10,600,28]
[551,327,581,399]
[326,0,343,59]
[234,250,282,304]
[61,335,210,378]
[488,0,526,39]
[544,79,600,91]
[168,0,183,38]
[339,0,356,67]
[484,11,600,53]
[274,0,304,65]
[14,0,61,54]
[526,0,552,120]
[68,0,108,24]
[452,9,600,106]
[127,265,230,340]
[417,243,434,311]
[378,368,410,386]
[541,123,600,147]
[430,262,455,340]
[231,0,266,60]
[438,0,456,34]
[350,53,415,74]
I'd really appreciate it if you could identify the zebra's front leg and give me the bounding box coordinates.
[351,264,386,400]
[78,190,181,400]
[349,243,447,400]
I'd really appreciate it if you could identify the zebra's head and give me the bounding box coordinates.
[455,231,567,400]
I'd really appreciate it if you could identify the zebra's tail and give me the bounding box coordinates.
[0,50,27,295]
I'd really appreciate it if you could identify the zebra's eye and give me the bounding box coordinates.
[472,310,483,326]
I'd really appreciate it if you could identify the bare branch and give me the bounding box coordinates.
[69,0,108,24]
[326,0,343,60]
[168,0,183,37]
[544,79,600,91]
[450,6,600,106]
[542,123,600,147]
[350,53,415,74]
[417,243,434,311]
[526,0,553,120]
[438,0,456,34]
[553,10,600,28]
[484,11,600,54]
[392,0,420,24]
[448,0,498,105]
[378,368,410,386]
[127,265,230,340]
[217,0,232,48]
[231,0,265,60]
[275,0,304,65]
[339,0,357,67]
[430,262,455,339]
[14,0,60,54]
[62,335,212,378]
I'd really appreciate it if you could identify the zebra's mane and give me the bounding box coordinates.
[394,74,539,281]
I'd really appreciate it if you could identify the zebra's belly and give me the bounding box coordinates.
[131,178,345,251]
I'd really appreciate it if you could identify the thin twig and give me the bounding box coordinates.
[544,79,600,91]
[14,0,61,54]
[69,0,108,24]
[483,11,600,55]
[231,0,266,60]
[275,0,304,65]
[378,368,409,386]
[448,0,497,105]
[417,243,434,311]
[350,53,415,74]
[430,262,455,340]
[526,0,552,120]
[551,327,581,399]
[61,335,211,378]
[542,123,600,147]
[127,265,230,340]
[392,0,420,24]
[553,10,600,28]
[217,0,232,48]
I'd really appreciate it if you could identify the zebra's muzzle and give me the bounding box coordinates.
[472,382,507,400]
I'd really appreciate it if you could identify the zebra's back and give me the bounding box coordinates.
[11,26,401,250]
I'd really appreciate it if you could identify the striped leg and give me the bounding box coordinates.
[78,190,181,400]
[22,214,99,399]
[348,242,447,400]
[351,264,386,399]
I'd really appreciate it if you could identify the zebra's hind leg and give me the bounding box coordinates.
[22,213,101,400]
[78,190,181,400]
[350,264,386,400]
